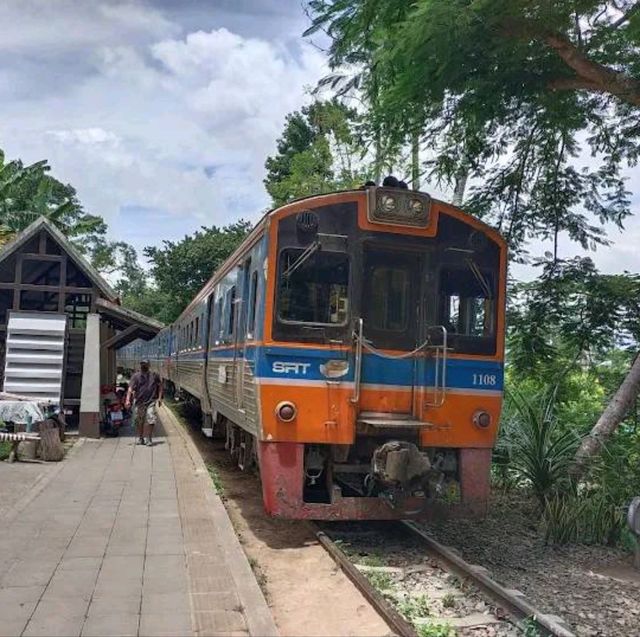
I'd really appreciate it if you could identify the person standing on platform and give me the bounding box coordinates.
[125,359,163,446]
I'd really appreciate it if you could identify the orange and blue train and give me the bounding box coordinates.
[118,184,507,520]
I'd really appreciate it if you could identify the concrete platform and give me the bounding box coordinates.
[0,410,277,637]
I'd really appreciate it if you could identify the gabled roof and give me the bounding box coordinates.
[95,298,163,348]
[0,216,118,301]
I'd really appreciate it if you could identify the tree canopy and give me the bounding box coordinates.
[508,257,640,375]
[264,99,367,206]
[141,221,253,323]
[0,149,108,257]
[306,0,640,262]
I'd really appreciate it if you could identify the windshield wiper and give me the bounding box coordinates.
[283,241,320,279]
[466,258,493,299]
[282,233,348,279]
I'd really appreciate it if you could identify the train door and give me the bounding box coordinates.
[359,246,426,418]
[235,258,252,410]
[201,296,213,414]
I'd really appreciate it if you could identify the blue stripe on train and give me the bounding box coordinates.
[174,344,504,391]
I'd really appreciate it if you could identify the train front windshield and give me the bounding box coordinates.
[362,247,423,350]
[361,243,499,355]
[277,249,350,326]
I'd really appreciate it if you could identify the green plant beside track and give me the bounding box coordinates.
[495,367,640,548]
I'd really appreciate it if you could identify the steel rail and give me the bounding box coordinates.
[401,521,576,637]
[315,530,418,637]
[315,522,576,637]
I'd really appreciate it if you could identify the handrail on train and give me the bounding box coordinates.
[350,318,364,404]
[350,321,448,408]
[425,325,448,408]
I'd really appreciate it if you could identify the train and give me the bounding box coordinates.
[118,182,507,520]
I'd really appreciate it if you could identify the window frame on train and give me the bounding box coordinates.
[247,270,258,339]
[437,265,498,355]
[276,247,350,327]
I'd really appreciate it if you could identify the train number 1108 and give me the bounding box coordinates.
[472,373,497,386]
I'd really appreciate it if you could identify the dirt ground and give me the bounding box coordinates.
[420,492,640,637]
[181,420,393,637]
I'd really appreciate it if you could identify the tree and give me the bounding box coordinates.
[93,241,168,322]
[573,353,640,478]
[506,258,640,475]
[143,221,253,323]
[264,100,367,206]
[508,257,640,375]
[306,0,639,262]
[0,148,108,256]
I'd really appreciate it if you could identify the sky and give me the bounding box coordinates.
[0,0,327,253]
[0,0,638,278]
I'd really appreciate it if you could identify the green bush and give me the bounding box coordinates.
[417,621,454,637]
[497,386,579,506]
[542,491,626,545]
[497,349,640,548]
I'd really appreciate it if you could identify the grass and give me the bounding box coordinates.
[521,617,543,637]
[366,570,394,591]
[206,462,225,496]
[248,556,268,592]
[166,399,188,427]
[400,594,431,621]
[441,593,456,609]
[359,553,385,568]
[416,621,454,637]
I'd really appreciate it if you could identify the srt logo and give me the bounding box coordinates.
[272,361,310,375]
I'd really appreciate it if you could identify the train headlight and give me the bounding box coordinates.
[381,194,397,213]
[276,401,297,422]
[409,198,424,216]
[368,187,431,228]
[473,410,491,429]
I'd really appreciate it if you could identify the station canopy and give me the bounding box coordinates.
[96,298,163,350]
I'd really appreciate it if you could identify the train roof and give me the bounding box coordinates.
[173,187,506,324]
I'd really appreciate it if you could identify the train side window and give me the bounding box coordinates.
[195,316,200,347]
[227,287,236,336]
[369,267,409,331]
[278,249,349,325]
[247,271,258,337]
[215,297,223,342]
[440,268,495,337]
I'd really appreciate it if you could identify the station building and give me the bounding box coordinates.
[0,216,161,436]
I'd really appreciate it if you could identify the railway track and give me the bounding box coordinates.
[315,521,576,637]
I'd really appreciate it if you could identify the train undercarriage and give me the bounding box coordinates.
[170,383,491,521]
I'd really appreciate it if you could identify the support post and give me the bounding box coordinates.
[79,313,101,438]
[459,448,492,516]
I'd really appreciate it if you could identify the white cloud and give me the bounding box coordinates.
[0,1,176,53]
[150,28,324,139]
[47,128,121,146]
[0,9,327,254]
